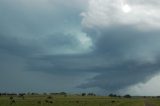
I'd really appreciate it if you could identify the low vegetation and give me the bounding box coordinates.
[0,93,160,106]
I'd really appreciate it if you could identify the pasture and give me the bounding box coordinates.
[0,95,160,106]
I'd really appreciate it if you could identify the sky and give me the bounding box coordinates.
[1,0,160,96]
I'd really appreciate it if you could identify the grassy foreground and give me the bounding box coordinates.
[0,95,160,106]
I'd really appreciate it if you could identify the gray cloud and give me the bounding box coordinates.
[79,59,160,92]
[25,27,160,93]
[78,27,160,92]
[1,0,160,95]
[0,0,92,92]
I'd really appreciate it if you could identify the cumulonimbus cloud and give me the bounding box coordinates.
[81,0,160,30]
[1,0,160,95]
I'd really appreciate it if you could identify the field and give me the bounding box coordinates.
[0,95,160,106]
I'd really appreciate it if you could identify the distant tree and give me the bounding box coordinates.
[113,94,117,97]
[109,93,117,97]
[43,93,47,95]
[59,92,67,96]
[156,96,160,98]
[118,95,121,98]
[19,93,25,99]
[31,93,39,95]
[19,93,25,96]
[124,94,131,98]
[2,93,6,96]
[82,93,86,96]
[87,93,96,96]
[50,93,56,95]
[152,96,155,98]
[109,93,113,97]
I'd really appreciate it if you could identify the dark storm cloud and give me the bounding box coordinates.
[78,59,160,92]
[94,27,160,56]
[1,0,160,94]
[23,26,160,92]
[79,27,160,91]
[77,27,160,92]
[0,0,90,92]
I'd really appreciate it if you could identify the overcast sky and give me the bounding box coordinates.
[1,0,160,96]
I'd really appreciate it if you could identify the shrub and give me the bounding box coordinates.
[10,96,13,100]
[47,96,52,99]
[124,94,131,98]
[82,93,86,96]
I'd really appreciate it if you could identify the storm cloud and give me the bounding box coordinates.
[1,0,160,95]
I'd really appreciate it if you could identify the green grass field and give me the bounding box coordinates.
[0,95,160,106]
